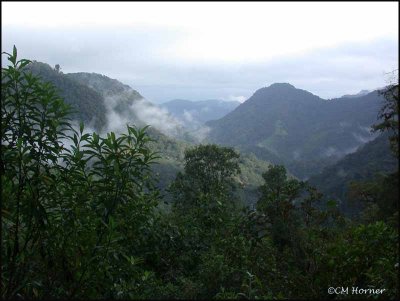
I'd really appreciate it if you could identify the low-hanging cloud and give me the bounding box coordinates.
[131,98,184,137]
[352,131,378,144]
[228,95,247,103]
[183,109,194,123]
[187,125,211,142]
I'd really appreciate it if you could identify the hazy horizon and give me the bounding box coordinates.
[2,2,398,103]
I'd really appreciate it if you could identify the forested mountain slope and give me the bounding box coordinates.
[207,83,383,177]
[25,61,394,208]
[25,61,272,203]
[27,62,184,137]
[308,132,397,213]
[26,62,108,130]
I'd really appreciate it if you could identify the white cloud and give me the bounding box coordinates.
[131,99,183,137]
[2,2,398,64]
[189,126,211,143]
[97,92,184,138]
[352,131,378,144]
[228,95,247,103]
[183,110,194,122]
[2,3,398,102]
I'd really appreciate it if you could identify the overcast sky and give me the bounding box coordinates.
[2,2,398,103]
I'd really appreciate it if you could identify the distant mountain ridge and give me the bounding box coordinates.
[206,83,383,178]
[161,98,240,129]
[341,89,371,98]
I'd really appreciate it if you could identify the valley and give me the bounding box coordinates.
[26,61,396,209]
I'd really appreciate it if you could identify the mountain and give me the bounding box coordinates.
[206,83,383,178]
[65,72,143,100]
[25,61,272,205]
[308,132,398,214]
[28,62,392,210]
[65,72,143,114]
[161,99,240,129]
[26,62,108,130]
[341,89,371,98]
[27,62,185,137]
[66,72,187,138]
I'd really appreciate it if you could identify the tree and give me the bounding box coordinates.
[348,70,399,226]
[319,222,398,299]
[257,166,304,220]
[256,165,306,250]
[1,46,72,298]
[373,69,399,156]
[162,145,242,298]
[1,46,159,299]
[170,144,241,212]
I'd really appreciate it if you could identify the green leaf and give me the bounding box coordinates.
[326,199,337,208]
[79,121,84,134]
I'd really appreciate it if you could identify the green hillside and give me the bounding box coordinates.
[26,62,108,130]
[66,72,144,117]
[207,83,383,178]
[308,132,397,213]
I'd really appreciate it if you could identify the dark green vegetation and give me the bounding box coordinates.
[161,99,240,129]
[206,83,384,178]
[1,48,399,299]
[309,132,397,213]
[25,61,109,131]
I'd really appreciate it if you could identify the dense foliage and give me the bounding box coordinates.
[1,48,398,299]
